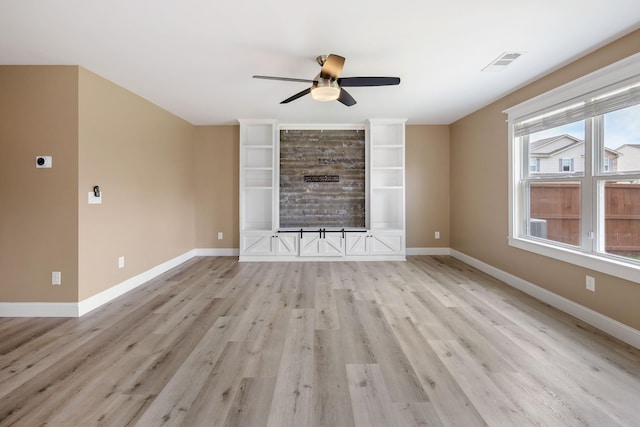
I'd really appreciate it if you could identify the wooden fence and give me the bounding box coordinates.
[530,182,640,257]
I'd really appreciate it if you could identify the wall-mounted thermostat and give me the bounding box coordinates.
[35,156,52,168]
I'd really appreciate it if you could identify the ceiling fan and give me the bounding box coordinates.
[253,54,400,106]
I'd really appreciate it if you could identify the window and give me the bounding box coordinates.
[529,158,540,173]
[559,158,574,172]
[506,53,640,283]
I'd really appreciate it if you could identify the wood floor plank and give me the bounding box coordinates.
[381,304,487,426]
[242,292,291,378]
[179,341,249,426]
[314,263,340,330]
[123,297,232,396]
[0,294,172,424]
[289,262,316,309]
[313,330,355,427]
[355,299,428,403]
[134,316,238,426]
[223,377,277,427]
[490,371,595,426]
[0,317,67,356]
[494,323,640,425]
[71,393,154,427]
[411,290,519,374]
[429,339,533,426]
[266,308,315,427]
[334,289,376,364]
[346,363,399,427]
[1,256,640,426]
[393,402,444,427]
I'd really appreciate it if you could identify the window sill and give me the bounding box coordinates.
[508,236,640,284]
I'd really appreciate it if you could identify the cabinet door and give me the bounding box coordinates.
[300,233,345,257]
[345,233,369,255]
[300,234,322,257]
[274,234,298,256]
[369,233,404,255]
[322,234,345,256]
[241,233,274,255]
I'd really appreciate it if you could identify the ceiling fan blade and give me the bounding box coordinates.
[253,75,315,84]
[337,77,401,87]
[280,87,312,104]
[337,88,356,107]
[320,54,345,80]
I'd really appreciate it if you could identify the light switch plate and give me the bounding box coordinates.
[88,191,102,204]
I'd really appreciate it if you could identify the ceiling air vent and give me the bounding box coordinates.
[482,52,523,72]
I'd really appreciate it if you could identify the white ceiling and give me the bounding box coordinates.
[1,1,639,125]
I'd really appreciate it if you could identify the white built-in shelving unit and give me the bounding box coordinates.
[239,119,406,261]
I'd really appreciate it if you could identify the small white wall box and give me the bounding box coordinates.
[35,156,52,168]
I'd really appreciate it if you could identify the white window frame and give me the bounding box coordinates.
[505,53,640,284]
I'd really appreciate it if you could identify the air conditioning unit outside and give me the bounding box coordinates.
[529,218,547,239]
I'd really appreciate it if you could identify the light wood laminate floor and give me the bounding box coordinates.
[1,256,639,426]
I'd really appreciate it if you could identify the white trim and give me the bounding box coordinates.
[239,255,407,262]
[504,52,640,119]
[406,247,451,256]
[450,249,640,350]
[279,123,366,130]
[193,248,240,257]
[77,249,198,316]
[0,249,199,318]
[0,302,79,317]
[508,237,640,284]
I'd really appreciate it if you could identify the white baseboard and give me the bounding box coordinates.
[1,249,198,318]
[77,249,199,316]
[0,302,80,317]
[194,248,239,257]
[450,249,640,350]
[406,247,451,256]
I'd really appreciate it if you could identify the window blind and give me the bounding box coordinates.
[514,82,640,136]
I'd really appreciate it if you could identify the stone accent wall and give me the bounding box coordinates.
[279,129,365,228]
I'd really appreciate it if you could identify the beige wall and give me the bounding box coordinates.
[0,66,79,302]
[191,124,447,249]
[450,29,640,330]
[78,68,196,300]
[194,125,239,249]
[405,125,450,248]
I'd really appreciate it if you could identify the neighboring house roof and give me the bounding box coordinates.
[616,144,640,150]
[530,135,583,157]
[530,134,621,157]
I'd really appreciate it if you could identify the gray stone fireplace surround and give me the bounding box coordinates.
[279,129,365,228]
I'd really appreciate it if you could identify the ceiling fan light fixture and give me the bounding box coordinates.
[311,77,340,101]
[311,86,340,101]
[254,54,400,106]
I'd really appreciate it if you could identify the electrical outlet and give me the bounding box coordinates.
[586,275,595,292]
[118,256,125,269]
[52,271,61,285]
[435,231,440,239]
[217,232,223,240]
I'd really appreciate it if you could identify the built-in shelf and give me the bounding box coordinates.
[239,118,405,260]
